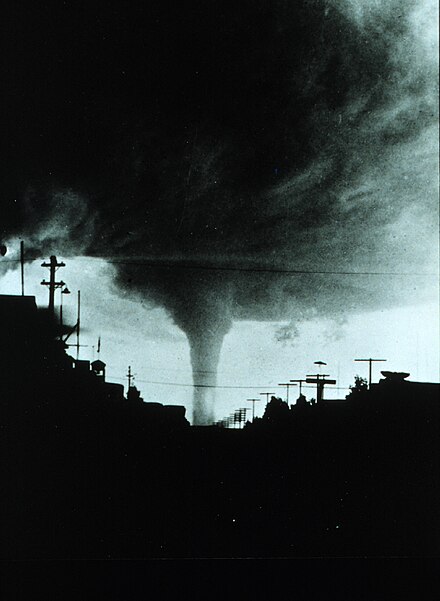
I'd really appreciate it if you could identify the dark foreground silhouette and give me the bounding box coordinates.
[1,295,439,559]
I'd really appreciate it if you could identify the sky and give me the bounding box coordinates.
[0,253,438,423]
[0,0,438,423]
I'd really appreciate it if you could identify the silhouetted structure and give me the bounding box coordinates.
[127,385,143,403]
[305,374,336,402]
[91,359,106,380]
[0,291,438,560]
[41,256,66,316]
[354,357,387,387]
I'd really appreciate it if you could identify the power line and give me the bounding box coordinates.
[107,375,351,391]
[1,256,437,278]
[108,377,274,389]
[84,258,440,278]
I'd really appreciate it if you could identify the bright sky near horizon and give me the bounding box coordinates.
[1,252,438,423]
[1,1,438,424]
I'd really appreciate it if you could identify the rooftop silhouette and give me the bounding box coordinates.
[0,289,438,560]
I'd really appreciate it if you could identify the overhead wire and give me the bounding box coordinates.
[107,374,351,391]
[1,256,437,277]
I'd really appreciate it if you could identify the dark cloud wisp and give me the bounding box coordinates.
[1,0,437,422]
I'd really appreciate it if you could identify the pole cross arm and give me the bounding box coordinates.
[306,377,337,402]
[63,321,79,343]
[354,358,387,387]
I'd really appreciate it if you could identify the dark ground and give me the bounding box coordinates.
[1,364,438,560]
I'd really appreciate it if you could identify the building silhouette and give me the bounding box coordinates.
[0,291,438,560]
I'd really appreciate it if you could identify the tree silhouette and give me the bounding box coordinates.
[346,375,368,400]
[263,396,290,422]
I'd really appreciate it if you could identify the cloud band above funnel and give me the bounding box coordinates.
[1,1,437,422]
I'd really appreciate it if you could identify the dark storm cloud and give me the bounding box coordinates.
[1,1,437,421]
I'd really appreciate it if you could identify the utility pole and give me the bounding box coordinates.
[305,374,336,403]
[20,241,25,296]
[63,289,88,357]
[41,255,66,315]
[60,286,70,336]
[238,408,248,428]
[127,365,134,392]
[278,382,297,404]
[246,398,260,422]
[232,408,247,429]
[290,379,307,396]
[260,392,275,407]
[354,358,387,388]
[76,290,81,360]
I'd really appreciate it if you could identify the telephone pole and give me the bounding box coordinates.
[59,286,70,335]
[126,366,134,392]
[354,358,387,388]
[62,289,89,358]
[260,392,275,407]
[76,290,81,360]
[305,374,336,403]
[231,408,248,429]
[290,379,307,396]
[41,255,66,315]
[278,382,297,404]
[235,408,246,428]
[246,398,260,421]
